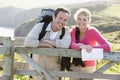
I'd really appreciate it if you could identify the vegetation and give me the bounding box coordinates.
[102,4,120,17]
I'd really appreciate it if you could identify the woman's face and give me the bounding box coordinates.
[76,14,90,29]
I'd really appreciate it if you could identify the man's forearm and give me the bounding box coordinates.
[41,40,56,47]
[47,40,56,47]
[38,42,54,48]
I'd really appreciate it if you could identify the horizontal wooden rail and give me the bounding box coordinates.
[14,70,120,79]
[0,37,120,80]
[15,47,120,61]
[0,75,10,80]
[15,47,80,58]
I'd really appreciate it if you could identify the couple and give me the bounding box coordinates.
[24,7,111,80]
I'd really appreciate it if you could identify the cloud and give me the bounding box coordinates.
[0,0,92,9]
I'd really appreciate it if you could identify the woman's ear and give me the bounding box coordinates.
[89,18,92,24]
[88,18,91,24]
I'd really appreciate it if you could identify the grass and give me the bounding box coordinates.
[102,30,120,51]
[101,4,120,17]
[14,75,28,80]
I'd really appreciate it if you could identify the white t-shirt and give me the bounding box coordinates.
[50,30,58,40]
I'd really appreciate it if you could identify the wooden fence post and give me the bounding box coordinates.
[3,37,14,80]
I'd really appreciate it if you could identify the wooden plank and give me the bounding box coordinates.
[95,61,117,73]
[9,39,14,80]
[54,71,120,79]
[13,37,25,46]
[0,75,9,80]
[14,70,120,79]
[0,36,25,46]
[15,47,120,61]
[0,37,12,54]
[3,37,12,76]
[104,52,120,61]
[0,61,28,69]
[15,69,39,76]
[15,47,81,58]
[3,37,13,80]
[19,54,54,80]
[0,46,6,54]
[0,36,6,44]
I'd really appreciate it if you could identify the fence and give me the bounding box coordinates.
[0,37,120,80]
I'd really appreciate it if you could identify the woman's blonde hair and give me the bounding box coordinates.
[74,8,91,22]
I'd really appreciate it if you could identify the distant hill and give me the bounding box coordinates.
[7,8,42,29]
[0,1,119,37]
[0,1,111,29]
[0,5,63,29]
[14,18,38,37]
[15,1,120,37]
[0,6,25,28]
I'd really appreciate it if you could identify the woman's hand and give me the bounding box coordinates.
[77,43,85,46]
[77,43,92,53]
[85,45,92,53]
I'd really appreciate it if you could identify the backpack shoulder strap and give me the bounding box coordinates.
[76,26,80,43]
[30,22,49,71]
[38,23,65,41]
[59,27,65,39]
[38,22,50,41]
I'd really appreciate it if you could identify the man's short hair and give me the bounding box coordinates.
[54,7,71,17]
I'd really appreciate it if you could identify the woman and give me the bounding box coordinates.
[70,8,111,80]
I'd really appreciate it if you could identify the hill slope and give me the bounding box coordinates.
[15,1,120,37]
[0,6,25,28]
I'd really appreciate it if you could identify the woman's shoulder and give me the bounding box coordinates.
[88,26,98,31]
[70,26,77,30]
[88,26,100,33]
[88,26,96,29]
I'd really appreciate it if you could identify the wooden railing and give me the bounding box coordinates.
[0,37,120,80]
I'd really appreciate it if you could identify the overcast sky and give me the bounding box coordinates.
[0,0,105,9]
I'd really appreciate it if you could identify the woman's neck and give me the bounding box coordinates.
[79,27,88,40]
[80,27,88,34]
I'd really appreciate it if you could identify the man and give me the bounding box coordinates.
[24,7,71,80]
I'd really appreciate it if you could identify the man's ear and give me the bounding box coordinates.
[52,14,55,20]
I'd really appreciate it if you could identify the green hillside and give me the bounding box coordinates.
[15,19,37,37]
[103,30,120,51]
[15,2,120,37]
[101,4,120,17]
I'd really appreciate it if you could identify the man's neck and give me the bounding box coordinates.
[51,23,58,32]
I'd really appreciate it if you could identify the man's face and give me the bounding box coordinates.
[52,11,69,31]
